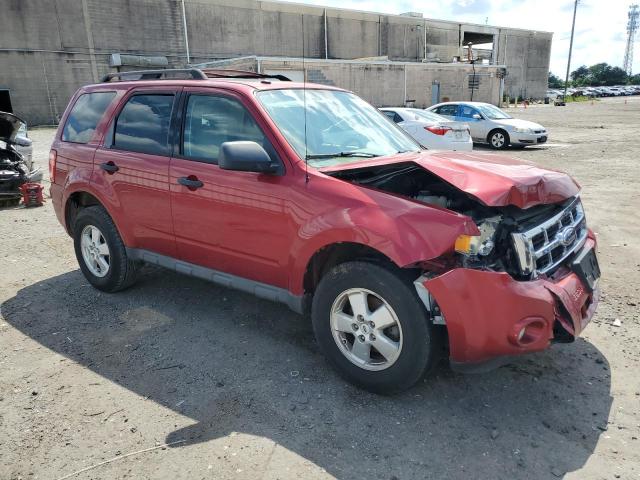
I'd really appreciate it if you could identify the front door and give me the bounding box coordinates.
[93,88,179,257]
[455,104,487,142]
[169,89,293,289]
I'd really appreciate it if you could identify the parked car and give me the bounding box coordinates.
[427,102,548,149]
[0,111,40,206]
[50,69,600,393]
[380,107,472,151]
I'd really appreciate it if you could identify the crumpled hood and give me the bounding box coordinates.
[0,111,25,144]
[320,151,580,209]
[493,118,545,131]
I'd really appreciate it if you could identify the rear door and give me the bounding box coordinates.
[169,88,292,288]
[93,87,179,257]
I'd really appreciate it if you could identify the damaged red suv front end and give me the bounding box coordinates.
[323,150,601,371]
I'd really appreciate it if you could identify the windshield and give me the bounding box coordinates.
[257,89,420,167]
[476,104,512,120]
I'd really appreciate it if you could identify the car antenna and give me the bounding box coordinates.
[302,15,309,184]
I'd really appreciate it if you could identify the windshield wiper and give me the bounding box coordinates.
[305,151,379,160]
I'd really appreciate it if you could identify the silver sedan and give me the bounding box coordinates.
[427,102,548,149]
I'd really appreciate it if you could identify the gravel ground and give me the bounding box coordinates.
[1,97,639,480]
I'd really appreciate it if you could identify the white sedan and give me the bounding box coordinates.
[427,102,548,149]
[380,108,473,151]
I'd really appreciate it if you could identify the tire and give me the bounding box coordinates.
[488,129,509,149]
[73,205,138,292]
[311,261,440,394]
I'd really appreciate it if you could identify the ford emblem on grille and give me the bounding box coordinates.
[558,226,577,247]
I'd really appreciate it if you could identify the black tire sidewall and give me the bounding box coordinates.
[312,262,434,393]
[73,206,129,292]
[489,129,509,149]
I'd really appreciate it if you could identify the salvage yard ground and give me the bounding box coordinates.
[1,97,639,480]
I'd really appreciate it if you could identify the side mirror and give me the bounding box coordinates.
[15,135,32,148]
[218,141,280,174]
[472,114,482,120]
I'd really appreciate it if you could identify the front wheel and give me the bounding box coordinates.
[488,129,509,149]
[311,262,440,393]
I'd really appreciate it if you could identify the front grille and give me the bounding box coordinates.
[511,197,588,277]
[533,129,546,134]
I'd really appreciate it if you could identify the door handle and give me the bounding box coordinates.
[100,161,119,174]
[177,176,204,190]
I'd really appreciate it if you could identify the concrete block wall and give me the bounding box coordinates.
[0,0,548,124]
[254,58,502,108]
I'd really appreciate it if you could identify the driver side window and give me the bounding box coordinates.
[458,105,480,119]
[182,95,275,164]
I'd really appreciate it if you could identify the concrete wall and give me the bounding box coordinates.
[206,57,502,108]
[0,0,550,124]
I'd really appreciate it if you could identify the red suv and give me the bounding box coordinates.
[50,69,600,393]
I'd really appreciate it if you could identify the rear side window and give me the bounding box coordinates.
[382,111,402,123]
[114,94,174,156]
[434,105,457,116]
[62,91,116,143]
[182,95,271,164]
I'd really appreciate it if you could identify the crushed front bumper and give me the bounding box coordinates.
[421,237,599,369]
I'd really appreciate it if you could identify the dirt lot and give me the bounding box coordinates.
[1,97,639,480]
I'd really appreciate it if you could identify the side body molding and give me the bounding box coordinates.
[126,248,304,314]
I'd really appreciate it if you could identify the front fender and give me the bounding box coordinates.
[287,200,478,295]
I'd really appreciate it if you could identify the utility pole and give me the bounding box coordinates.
[564,0,579,99]
[624,4,639,75]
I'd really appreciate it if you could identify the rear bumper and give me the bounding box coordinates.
[451,140,473,152]
[422,237,599,367]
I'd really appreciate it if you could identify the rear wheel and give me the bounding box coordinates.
[73,205,138,292]
[488,129,509,149]
[311,261,439,393]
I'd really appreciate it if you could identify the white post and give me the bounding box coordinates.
[324,9,328,59]
[181,0,191,64]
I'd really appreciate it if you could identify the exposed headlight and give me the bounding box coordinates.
[454,216,501,257]
[514,127,533,133]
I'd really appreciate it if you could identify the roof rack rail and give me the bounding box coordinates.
[101,68,207,83]
[200,69,291,81]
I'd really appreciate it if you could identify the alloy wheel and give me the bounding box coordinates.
[330,288,403,371]
[80,225,110,277]
[491,131,506,148]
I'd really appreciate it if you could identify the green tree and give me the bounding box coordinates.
[588,63,627,86]
[570,65,590,85]
[548,72,564,88]
[629,74,640,85]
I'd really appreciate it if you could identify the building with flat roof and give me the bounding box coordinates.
[0,0,552,124]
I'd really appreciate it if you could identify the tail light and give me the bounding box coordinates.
[425,125,452,136]
[49,149,57,183]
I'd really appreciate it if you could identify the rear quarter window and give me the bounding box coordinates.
[62,91,116,143]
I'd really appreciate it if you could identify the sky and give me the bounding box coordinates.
[287,0,638,77]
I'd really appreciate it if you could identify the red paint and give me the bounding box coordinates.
[50,77,599,369]
[321,150,580,209]
[424,234,599,365]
